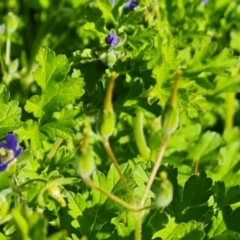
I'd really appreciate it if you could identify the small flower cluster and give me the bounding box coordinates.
[0,134,22,171]
[104,0,139,67]
[110,0,139,8]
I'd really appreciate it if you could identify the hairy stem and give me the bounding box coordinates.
[194,158,200,175]
[5,34,11,66]
[133,110,150,160]
[103,71,118,111]
[140,136,169,206]
[134,212,142,240]
[18,178,48,188]
[170,69,181,107]
[103,140,135,203]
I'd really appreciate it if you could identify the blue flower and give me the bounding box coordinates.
[0,134,23,171]
[110,0,115,6]
[124,1,139,9]
[0,25,4,34]
[200,0,208,6]
[105,33,118,47]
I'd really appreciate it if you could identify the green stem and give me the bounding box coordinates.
[225,92,235,131]
[140,136,169,206]
[103,140,135,203]
[194,158,200,175]
[84,178,135,211]
[170,70,181,107]
[0,39,7,75]
[103,71,118,112]
[45,138,63,164]
[134,212,142,240]
[12,176,27,205]
[133,110,150,159]
[5,34,11,65]
[18,178,47,188]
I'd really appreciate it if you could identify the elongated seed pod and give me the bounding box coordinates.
[161,104,179,137]
[98,110,116,140]
[76,147,96,179]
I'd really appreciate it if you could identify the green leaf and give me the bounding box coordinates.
[213,182,240,208]
[67,192,86,219]
[0,172,11,191]
[183,171,212,207]
[221,206,240,233]
[16,120,46,151]
[207,211,227,238]
[142,210,168,239]
[170,170,212,222]
[20,48,85,151]
[211,142,240,185]
[11,205,49,240]
[47,231,68,240]
[154,219,205,240]
[97,0,116,24]
[0,84,21,138]
[11,207,30,240]
[33,48,69,91]
[210,231,240,240]
[0,232,7,240]
[26,48,84,120]
[187,131,223,161]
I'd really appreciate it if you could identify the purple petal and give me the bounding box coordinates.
[5,134,18,150]
[14,147,23,158]
[105,33,118,47]
[110,0,115,6]
[124,1,139,9]
[0,142,8,148]
[0,162,9,171]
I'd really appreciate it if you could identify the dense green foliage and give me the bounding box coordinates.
[0,0,240,239]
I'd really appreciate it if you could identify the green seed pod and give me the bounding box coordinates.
[98,110,116,140]
[48,185,66,207]
[105,51,117,68]
[4,12,18,34]
[76,148,96,179]
[155,172,173,208]
[161,104,179,136]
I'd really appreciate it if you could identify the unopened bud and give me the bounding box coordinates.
[98,110,116,140]
[76,148,96,179]
[155,172,173,208]
[105,51,117,68]
[161,104,179,136]
[5,12,18,34]
[48,185,66,207]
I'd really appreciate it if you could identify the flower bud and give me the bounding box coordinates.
[124,1,139,9]
[161,104,179,136]
[48,185,66,207]
[105,33,118,47]
[155,172,173,208]
[98,110,116,140]
[76,148,96,179]
[105,51,117,68]
[4,12,18,34]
